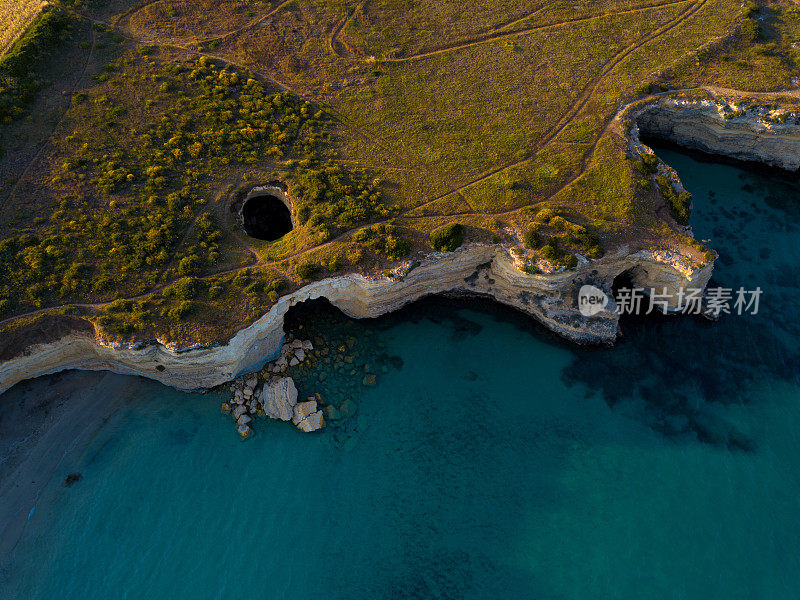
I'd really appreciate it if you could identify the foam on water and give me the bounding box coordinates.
[2,147,800,599]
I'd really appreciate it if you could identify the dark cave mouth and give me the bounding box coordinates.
[241,194,293,241]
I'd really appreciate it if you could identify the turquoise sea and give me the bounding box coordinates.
[2,146,800,598]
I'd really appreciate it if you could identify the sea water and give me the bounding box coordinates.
[2,147,800,599]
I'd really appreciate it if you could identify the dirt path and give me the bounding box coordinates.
[330,0,695,62]
[1,20,96,211]
[0,0,756,328]
[406,0,708,214]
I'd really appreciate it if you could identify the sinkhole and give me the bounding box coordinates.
[241,193,293,241]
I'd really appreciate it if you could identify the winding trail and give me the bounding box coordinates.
[1,21,97,211]
[406,0,709,214]
[0,0,741,329]
[330,0,695,62]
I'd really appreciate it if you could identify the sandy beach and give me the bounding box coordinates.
[0,371,129,566]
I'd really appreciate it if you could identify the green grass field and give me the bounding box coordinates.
[0,0,797,345]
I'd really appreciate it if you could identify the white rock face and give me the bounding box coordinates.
[635,99,800,170]
[292,400,325,432]
[292,400,317,423]
[0,239,714,394]
[296,410,325,432]
[262,377,298,421]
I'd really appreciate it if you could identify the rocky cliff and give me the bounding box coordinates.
[0,243,712,395]
[634,97,800,171]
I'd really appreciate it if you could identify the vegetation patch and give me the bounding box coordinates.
[0,8,73,123]
[429,223,463,252]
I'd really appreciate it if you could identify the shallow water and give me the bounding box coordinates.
[2,148,800,599]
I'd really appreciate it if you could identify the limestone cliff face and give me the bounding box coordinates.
[0,244,711,394]
[634,98,800,171]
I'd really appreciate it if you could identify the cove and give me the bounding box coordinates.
[2,146,800,599]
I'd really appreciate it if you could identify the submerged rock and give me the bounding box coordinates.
[237,424,251,439]
[296,410,325,433]
[262,377,298,421]
[292,400,318,424]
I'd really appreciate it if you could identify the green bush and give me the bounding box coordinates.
[295,261,321,280]
[523,226,540,249]
[540,240,558,261]
[384,236,412,260]
[168,277,202,299]
[178,255,200,275]
[169,300,196,320]
[741,19,761,43]
[429,223,463,252]
[107,298,133,312]
[657,175,692,225]
[0,10,73,123]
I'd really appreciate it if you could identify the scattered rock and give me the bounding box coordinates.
[340,398,358,417]
[262,377,298,421]
[233,405,248,420]
[220,402,232,413]
[362,374,377,386]
[296,410,325,432]
[292,400,318,424]
[237,424,251,438]
[64,473,82,487]
[323,404,341,422]
[237,414,252,426]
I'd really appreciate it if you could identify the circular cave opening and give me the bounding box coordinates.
[241,194,293,241]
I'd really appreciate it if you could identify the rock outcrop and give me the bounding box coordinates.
[633,97,800,171]
[261,377,298,421]
[292,399,325,433]
[0,242,712,395]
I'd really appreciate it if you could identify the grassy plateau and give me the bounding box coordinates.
[0,0,797,347]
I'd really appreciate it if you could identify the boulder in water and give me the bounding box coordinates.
[262,377,298,421]
[296,410,325,433]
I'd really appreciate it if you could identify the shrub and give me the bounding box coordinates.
[167,277,202,299]
[561,254,578,269]
[295,261,321,280]
[741,19,761,43]
[429,223,463,252]
[540,241,558,261]
[178,255,200,275]
[384,236,412,260]
[523,226,540,249]
[641,153,658,173]
[169,301,196,320]
[107,298,132,312]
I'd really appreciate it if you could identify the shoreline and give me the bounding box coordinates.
[0,371,129,566]
[5,90,800,397]
[0,243,712,396]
